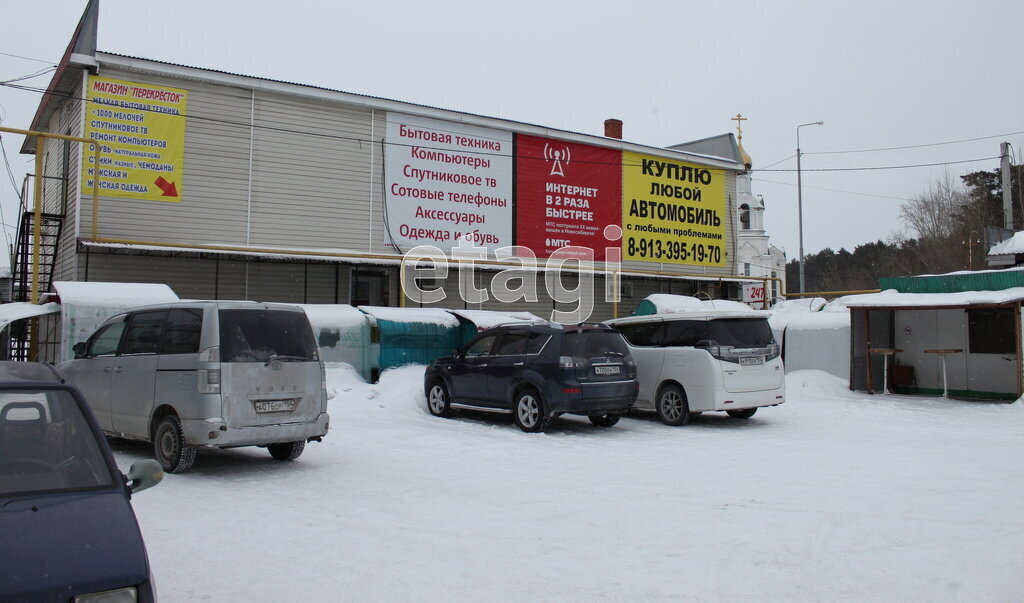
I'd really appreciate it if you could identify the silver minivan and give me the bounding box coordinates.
[59,301,330,473]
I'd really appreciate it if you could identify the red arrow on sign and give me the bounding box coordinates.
[154,176,179,197]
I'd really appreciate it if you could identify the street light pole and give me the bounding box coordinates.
[796,120,823,294]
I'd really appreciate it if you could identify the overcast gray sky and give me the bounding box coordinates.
[2,0,1022,272]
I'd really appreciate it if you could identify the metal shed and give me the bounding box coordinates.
[844,289,1024,401]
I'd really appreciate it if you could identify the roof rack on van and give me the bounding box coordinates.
[490,321,540,330]
[575,322,612,329]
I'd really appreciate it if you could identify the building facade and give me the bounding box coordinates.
[17,3,765,323]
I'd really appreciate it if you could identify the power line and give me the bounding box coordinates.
[806,130,1024,155]
[757,154,795,170]
[1,66,56,85]
[755,156,1000,173]
[0,51,57,65]
[752,177,910,202]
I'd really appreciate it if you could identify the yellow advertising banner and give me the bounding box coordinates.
[81,76,187,201]
[621,151,726,267]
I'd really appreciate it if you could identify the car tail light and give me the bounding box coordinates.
[766,343,781,360]
[562,388,581,394]
[198,346,221,393]
[198,368,221,394]
[320,362,328,408]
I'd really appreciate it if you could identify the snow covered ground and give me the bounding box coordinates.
[113,366,1024,601]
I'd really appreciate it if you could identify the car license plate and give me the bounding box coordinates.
[254,399,297,413]
[739,356,764,366]
[594,365,621,375]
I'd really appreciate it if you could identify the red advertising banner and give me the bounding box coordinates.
[515,135,622,260]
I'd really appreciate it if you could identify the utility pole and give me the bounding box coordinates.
[1002,142,1013,230]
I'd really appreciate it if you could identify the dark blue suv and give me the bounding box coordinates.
[424,323,638,432]
[0,362,163,602]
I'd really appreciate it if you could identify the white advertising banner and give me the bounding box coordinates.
[385,113,513,254]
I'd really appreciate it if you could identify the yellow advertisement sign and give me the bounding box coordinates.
[81,76,187,201]
[621,152,726,266]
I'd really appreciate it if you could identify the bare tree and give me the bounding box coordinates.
[897,172,973,273]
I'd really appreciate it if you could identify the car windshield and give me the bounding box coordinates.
[708,319,775,347]
[219,309,318,363]
[0,388,118,496]
[562,330,629,358]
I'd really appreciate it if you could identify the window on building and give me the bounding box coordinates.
[739,204,750,229]
[351,270,390,307]
[967,308,1016,354]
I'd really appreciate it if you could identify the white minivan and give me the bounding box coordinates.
[605,311,784,425]
[59,301,330,472]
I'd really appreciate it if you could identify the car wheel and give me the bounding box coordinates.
[513,388,549,433]
[588,414,620,428]
[656,384,690,426]
[153,415,196,473]
[268,440,306,461]
[727,408,758,419]
[427,381,454,418]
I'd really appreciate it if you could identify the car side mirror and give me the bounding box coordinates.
[73,341,88,358]
[126,459,164,494]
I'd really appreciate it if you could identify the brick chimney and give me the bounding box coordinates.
[604,118,623,139]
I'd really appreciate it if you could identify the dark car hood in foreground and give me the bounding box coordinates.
[0,489,151,601]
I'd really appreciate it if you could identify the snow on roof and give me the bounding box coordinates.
[446,309,547,329]
[297,304,368,329]
[51,281,180,305]
[770,298,828,313]
[840,288,1024,308]
[642,294,753,313]
[988,232,1024,256]
[0,302,60,328]
[358,306,460,327]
